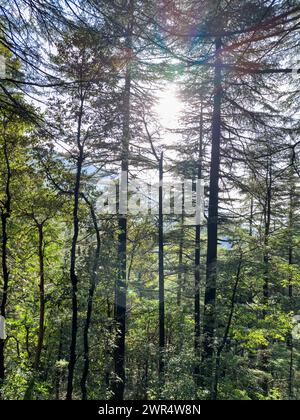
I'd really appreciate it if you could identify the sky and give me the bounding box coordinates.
[156,83,183,131]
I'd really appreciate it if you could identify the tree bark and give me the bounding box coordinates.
[203,38,223,393]
[194,103,203,389]
[66,90,85,400]
[34,223,46,371]
[212,256,243,400]
[261,156,272,396]
[55,323,64,400]
[158,152,165,393]
[177,213,184,307]
[263,158,272,314]
[23,221,47,400]
[81,198,101,400]
[287,162,295,400]
[249,195,254,237]
[0,135,11,395]
[112,5,133,398]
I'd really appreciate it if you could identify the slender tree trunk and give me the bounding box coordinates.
[34,223,46,371]
[203,38,223,395]
[194,223,201,387]
[105,298,112,390]
[112,7,133,398]
[212,257,242,400]
[194,103,204,389]
[158,152,165,394]
[113,209,127,400]
[287,166,295,400]
[55,323,64,400]
[261,157,272,396]
[24,221,47,400]
[0,214,9,386]
[144,356,149,400]
[263,161,272,314]
[81,199,101,400]
[0,136,11,396]
[249,195,254,237]
[177,214,184,307]
[66,94,85,400]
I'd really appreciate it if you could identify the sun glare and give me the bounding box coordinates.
[156,84,183,130]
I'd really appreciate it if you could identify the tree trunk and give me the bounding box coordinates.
[55,323,64,400]
[194,103,203,389]
[0,136,11,396]
[203,38,223,394]
[263,159,272,313]
[212,256,242,400]
[287,164,295,400]
[261,157,272,396]
[24,222,46,400]
[158,152,165,394]
[34,223,45,371]
[177,213,184,307]
[66,94,85,400]
[81,199,101,400]
[249,195,254,237]
[112,8,132,397]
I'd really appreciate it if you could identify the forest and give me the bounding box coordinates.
[0,0,300,401]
